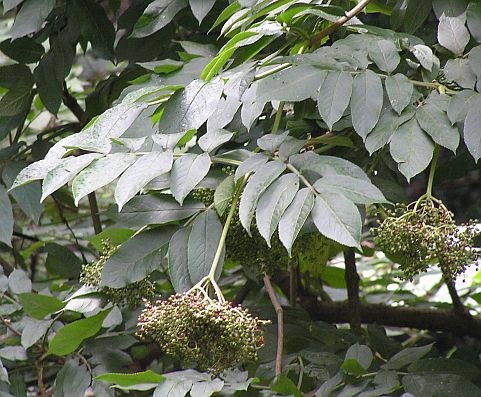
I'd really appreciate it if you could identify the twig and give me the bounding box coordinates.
[344,248,362,335]
[310,0,372,45]
[263,273,283,376]
[0,315,22,337]
[232,282,251,306]
[288,260,297,307]
[36,359,48,397]
[87,193,103,235]
[62,82,84,122]
[445,278,470,318]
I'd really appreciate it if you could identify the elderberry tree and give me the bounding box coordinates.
[1,0,481,396]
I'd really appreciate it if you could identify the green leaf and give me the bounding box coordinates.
[317,70,352,130]
[365,107,415,155]
[256,65,326,104]
[351,70,383,139]
[389,118,434,181]
[102,227,176,288]
[256,173,299,246]
[411,44,434,71]
[343,344,373,374]
[189,0,216,24]
[207,96,241,132]
[464,101,481,162]
[438,15,470,55]
[153,379,192,397]
[468,46,481,80]
[403,0,432,34]
[448,89,478,123]
[110,195,205,228]
[132,0,188,38]
[239,160,286,234]
[17,293,66,320]
[315,175,386,204]
[188,209,223,283]
[0,38,44,64]
[139,59,184,74]
[69,0,116,60]
[278,188,315,255]
[444,58,476,90]
[171,153,212,204]
[408,358,481,381]
[3,161,42,224]
[21,318,52,348]
[402,374,481,397]
[48,309,111,356]
[87,228,135,251]
[53,359,90,397]
[368,39,400,74]
[210,1,240,31]
[198,128,234,153]
[385,74,413,115]
[72,153,137,206]
[467,2,481,42]
[9,0,55,40]
[62,99,148,155]
[270,375,303,397]
[416,102,459,152]
[190,379,224,397]
[312,192,361,247]
[159,78,223,135]
[8,269,31,293]
[44,243,83,279]
[294,153,371,182]
[115,151,173,210]
[0,346,27,361]
[382,343,433,370]
[257,131,289,153]
[168,228,193,293]
[0,185,13,247]
[234,153,268,182]
[41,153,103,202]
[214,175,235,217]
[3,0,24,13]
[96,370,164,391]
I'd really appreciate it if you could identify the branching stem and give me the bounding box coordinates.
[263,273,284,376]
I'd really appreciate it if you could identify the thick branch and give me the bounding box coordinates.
[344,249,361,334]
[311,0,372,45]
[302,299,481,338]
[263,274,284,376]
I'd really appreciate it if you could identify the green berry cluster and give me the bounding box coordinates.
[80,241,156,307]
[136,292,270,374]
[191,188,215,206]
[373,199,480,280]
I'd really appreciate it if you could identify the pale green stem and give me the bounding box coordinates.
[207,177,247,281]
[272,101,285,134]
[426,144,439,198]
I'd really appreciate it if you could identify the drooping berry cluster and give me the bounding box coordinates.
[80,241,156,307]
[373,199,480,280]
[136,292,270,373]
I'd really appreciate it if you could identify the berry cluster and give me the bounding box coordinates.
[373,199,480,280]
[136,291,270,373]
[80,241,156,307]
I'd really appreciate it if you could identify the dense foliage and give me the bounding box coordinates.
[1,0,481,396]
